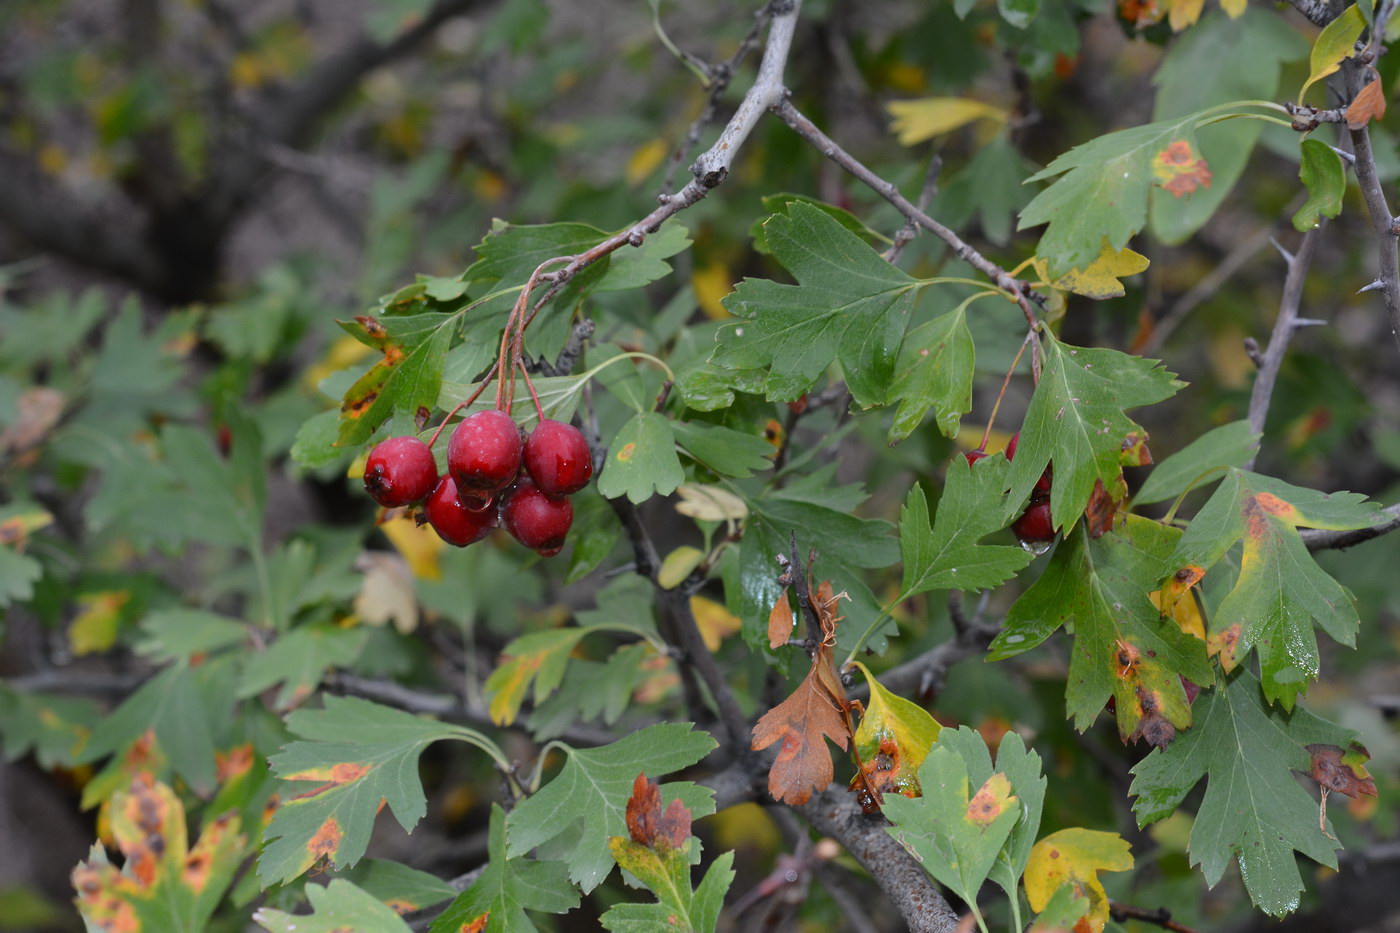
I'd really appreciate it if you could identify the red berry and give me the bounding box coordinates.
[423,476,497,547]
[448,410,523,497]
[1005,432,1019,461]
[1034,465,1053,497]
[524,419,593,496]
[1181,676,1201,705]
[964,448,988,466]
[1011,500,1055,542]
[364,436,438,507]
[501,478,573,555]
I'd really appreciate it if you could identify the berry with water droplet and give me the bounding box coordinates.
[448,409,523,497]
[1012,500,1054,543]
[363,436,438,507]
[423,476,497,547]
[524,419,592,496]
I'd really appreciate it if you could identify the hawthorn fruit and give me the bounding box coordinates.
[448,409,524,498]
[524,419,593,496]
[363,436,438,507]
[502,477,573,556]
[423,475,498,547]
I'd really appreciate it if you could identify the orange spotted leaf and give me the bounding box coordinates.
[1152,139,1212,197]
[254,879,417,933]
[1307,743,1378,798]
[1024,829,1133,933]
[334,314,454,447]
[751,655,850,805]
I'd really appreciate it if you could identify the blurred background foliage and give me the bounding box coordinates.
[0,0,1396,931]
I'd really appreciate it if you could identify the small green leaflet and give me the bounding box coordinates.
[601,853,735,933]
[888,304,976,444]
[750,193,891,253]
[506,723,717,892]
[1129,669,1360,916]
[1150,10,1306,245]
[1134,420,1259,506]
[256,880,412,933]
[935,136,1039,247]
[430,804,578,933]
[0,688,99,769]
[713,202,920,407]
[1004,334,1182,532]
[1293,138,1346,232]
[1299,2,1366,101]
[0,545,42,607]
[235,622,369,712]
[882,745,1021,927]
[336,313,454,447]
[79,662,219,794]
[596,412,685,504]
[334,858,456,914]
[259,697,507,885]
[672,420,774,478]
[899,457,1034,599]
[1020,109,1226,278]
[990,517,1214,741]
[1160,469,1383,708]
[136,609,247,663]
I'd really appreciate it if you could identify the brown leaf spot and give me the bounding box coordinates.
[616,443,636,462]
[460,914,490,933]
[307,816,343,861]
[330,762,371,783]
[1306,744,1378,798]
[1153,140,1212,197]
[1208,623,1242,670]
[357,316,389,340]
[966,785,1005,825]
[0,386,65,455]
[1254,491,1292,516]
[215,743,255,782]
[1084,478,1124,538]
[341,390,379,417]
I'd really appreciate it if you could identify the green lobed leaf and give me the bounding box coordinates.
[1129,669,1359,916]
[260,697,506,886]
[990,517,1214,739]
[256,880,413,933]
[1292,138,1347,232]
[0,688,99,769]
[750,194,891,253]
[0,545,42,607]
[900,457,1034,599]
[335,314,454,447]
[334,859,456,915]
[672,420,774,478]
[882,746,1022,913]
[1004,333,1182,532]
[506,723,717,891]
[1134,420,1260,505]
[713,202,919,406]
[599,852,734,933]
[596,412,685,504]
[484,627,589,726]
[1150,9,1307,244]
[888,305,976,444]
[136,609,247,663]
[236,622,369,712]
[429,804,578,933]
[934,135,1039,247]
[1161,469,1384,708]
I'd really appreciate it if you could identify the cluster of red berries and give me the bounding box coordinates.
[362,411,593,556]
[965,432,1055,545]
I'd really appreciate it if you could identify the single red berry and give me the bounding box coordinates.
[964,448,988,466]
[423,476,497,547]
[1006,432,1020,461]
[1181,676,1201,705]
[524,419,593,496]
[448,409,523,497]
[501,478,573,555]
[1012,500,1055,542]
[364,436,438,507]
[1034,466,1053,497]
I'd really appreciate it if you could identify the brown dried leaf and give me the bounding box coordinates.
[768,592,794,650]
[1307,743,1378,798]
[624,773,693,850]
[1348,76,1387,130]
[751,650,850,805]
[0,387,65,455]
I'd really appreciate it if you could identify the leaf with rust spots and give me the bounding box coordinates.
[767,591,794,649]
[430,804,579,932]
[751,656,850,805]
[1151,139,1212,197]
[256,879,415,933]
[1083,478,1126,538]
[624,773,692,850]
[883,746,1022,928]
[483,628,588,726]
[334,314,455,447]
[1162,468,1384,708]
[1024,828,1133,933]
[73,775,245,933]
[260,697,507,886]
[1033,242,1149,301]
[1131,668,1368,916]
[848,662,941,804]
[1307,743,1377,798]
[991,516,1213,742]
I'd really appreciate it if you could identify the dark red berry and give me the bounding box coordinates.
[364,436,438,507]
[1005,432,1019,461]
[1181,676,1201,705]
[524,419,593,496]
[423,476,497,547]
[501,478,573,555]
[448,409,523,497]
[1034,465,1053,497]
[964,448,988,466]
[1012,500,1055,542]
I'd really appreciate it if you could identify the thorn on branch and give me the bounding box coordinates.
[1269,237,1295,265]
[1244,336,1264,367]
[1359,278,1386,293]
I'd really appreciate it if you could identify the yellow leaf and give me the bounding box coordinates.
[303,335,373,391]
[353,552,419,634]
[659,546,704,590]
[674,484,748,522]
[1300,3,1366,102]
[472,168,508,204]
[692,262,733,320]
[69,591,130,656]
[850,662,941,798]
[229,52,264,89]
[379,513,444,580]
[1167,0,1204,31]
[626,138,669,187]
[0,508,53,548]
[1219,0,1247,16]
[1033,243,1150,301]
[1148,588,1204,640]
[886,97,1008,146]
[690,595,741,651]
[1024,828,1134,933]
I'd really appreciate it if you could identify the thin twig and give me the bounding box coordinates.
[1243,225,1324,468]
[1109,901,1200,933]
[1301,501,1400,550]
[885,152,943,265]
[1342,54,1400,358]
[1282,0,1338,26]
[770,98,1043,382]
